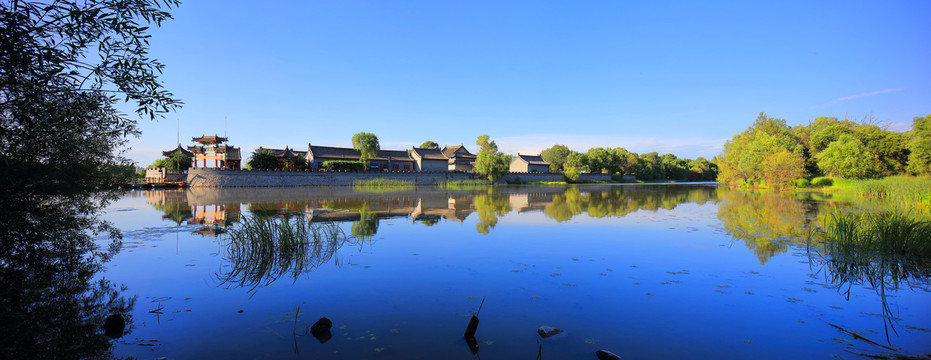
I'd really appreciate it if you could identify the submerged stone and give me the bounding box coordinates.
[311,317,333,343]
[102,314,126,338]
[537,326,565,339]
[595,349,622,360]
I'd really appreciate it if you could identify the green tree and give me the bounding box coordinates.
[151,154,192,172]
[908,115,931,175]
[563,151,588,182]
[761,151,807,190]
[586,147,618,174]
[474,134,512,181]
[352,132,380,168]
[816,135,879,178]
[637,152,664,180]
[248,149,278,170]
[294,156,308,170]
[1,0,181,190]
[419,140,439,149]
[1,1,177,357]
[540,144,571,172]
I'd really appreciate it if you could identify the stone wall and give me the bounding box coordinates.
[186,168,615,187]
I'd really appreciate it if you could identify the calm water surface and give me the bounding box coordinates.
[100,185,931,359]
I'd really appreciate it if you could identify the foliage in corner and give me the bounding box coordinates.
[0,0,182,191]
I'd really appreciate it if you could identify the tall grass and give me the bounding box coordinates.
[219,216,359,290]
[817,210,931,259]
[352,178,415,188]
[436,179,494,189]
[807,210,931,340]
[847,176,931,209]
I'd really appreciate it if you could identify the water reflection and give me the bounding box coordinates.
[0,190,135,358]
[220,216,360,290]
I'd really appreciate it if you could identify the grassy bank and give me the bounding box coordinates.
[352,178,416,188]
[804,176,931,210]
[436,179,494,189]
[814,210,931,259]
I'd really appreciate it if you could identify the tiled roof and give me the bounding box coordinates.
[379,149,413,162]
[308,145,361,160]
[259,146,308,158]
[517,154,550,166]
[162,144,193,157]
[308,145,411,161]
[192,134,227,143]
[411,147,447,160]
[442,145,475,158]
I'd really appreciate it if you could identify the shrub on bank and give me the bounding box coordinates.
[322,161,365,172]
[811,177,834,187]
[795,178,810,188]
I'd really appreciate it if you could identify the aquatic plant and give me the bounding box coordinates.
[807,210,931,341]
[220,215,361,290]
[847,176,931,209]
[436,179,495,189]
[352,178,415,188]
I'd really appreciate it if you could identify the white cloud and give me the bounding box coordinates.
[815,88,903,108]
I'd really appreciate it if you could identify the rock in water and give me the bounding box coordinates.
[102,314,126,338]
[537,326,565,338]
[595,349,622,360]
[310,317,333,343]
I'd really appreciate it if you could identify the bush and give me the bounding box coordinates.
[322,160,364,171]
[795,178,810,188]
[811,177,834,187]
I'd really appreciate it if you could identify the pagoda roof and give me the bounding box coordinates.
[192,134,228,144]
[162,144,194,158]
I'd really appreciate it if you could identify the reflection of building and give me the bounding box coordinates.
[508,192,554,212]
[189,135,241,169]
[510,154,551,173]
[190,203,241,237]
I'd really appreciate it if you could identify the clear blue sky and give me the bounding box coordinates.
[126,0,931,166]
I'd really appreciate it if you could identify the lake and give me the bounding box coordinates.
[98,184,930,359]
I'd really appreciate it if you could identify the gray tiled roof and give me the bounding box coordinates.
[192,134,227,143]
[162,144,193,157]
[442,145,475,158]
[517,154,549,166]
[411,147,447,160]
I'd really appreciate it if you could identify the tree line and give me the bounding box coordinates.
[718,112,931,189]
[540,144,718,182]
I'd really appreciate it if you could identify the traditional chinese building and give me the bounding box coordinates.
[442,145,477,172]
[257,146,308,170]
[188,134,241,169]
[509,154,551,173]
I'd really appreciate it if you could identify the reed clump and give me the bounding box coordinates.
[436,179,494,189]
[352,178,415,188]
[819,210,931,259]
[220,215,357,290]
[846,176,931,209]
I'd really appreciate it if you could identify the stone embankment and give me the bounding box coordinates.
[185,168,611,187]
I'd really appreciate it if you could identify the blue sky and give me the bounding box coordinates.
[126,0,931,166]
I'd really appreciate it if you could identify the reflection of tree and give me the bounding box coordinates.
[351,211,379,238]
[473,191,512,234]
[219,216,364,290]
[717,191,818,265]
[0,191,135,358]
[807,212,931,342]
[543,186,720,222]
